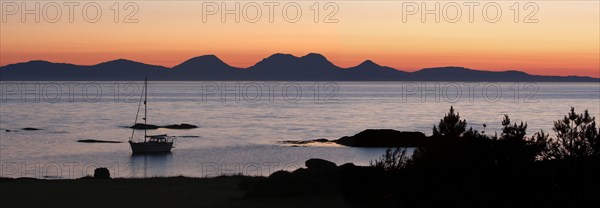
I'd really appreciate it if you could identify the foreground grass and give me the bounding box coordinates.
[0,176,351,208]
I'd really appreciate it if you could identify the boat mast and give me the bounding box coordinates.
[144,77,148,142]
[130,78,145,141]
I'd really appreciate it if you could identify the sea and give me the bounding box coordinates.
[0,81,598,178]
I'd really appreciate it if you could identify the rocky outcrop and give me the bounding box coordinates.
[130,123,197,130]
[77,139,122,143]
[163,123,198,129]
[21,127,43,131]
[335,129,426,147]
[244,159,385,198]
[305,158,337,171]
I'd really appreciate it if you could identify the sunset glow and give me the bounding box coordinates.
[1,1,598,77]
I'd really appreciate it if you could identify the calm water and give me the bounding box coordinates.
[0,82,598,178]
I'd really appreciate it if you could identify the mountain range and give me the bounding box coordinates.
[1,53,597,82]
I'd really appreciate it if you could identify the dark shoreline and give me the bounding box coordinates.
[0,176,350,208]
[3,156,599,208]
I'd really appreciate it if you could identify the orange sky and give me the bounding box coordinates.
[1,1,599,77]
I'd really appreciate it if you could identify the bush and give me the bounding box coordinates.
[545,107,600,159]
[370,147,409,171]
[493,115,547,164]
[432,106,467,138]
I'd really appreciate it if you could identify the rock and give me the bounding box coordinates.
[335,129,426,147]
[21,127,42,131]
[313,138,329,143]
[267,170,293,182]
[77,139,122,143]
[279,138,331,145]
[305,158,337,170]
[93,167,110,179]
[129,123,197,129]
[247,159,347,198]
[339,163,357,169]
[130,123,159,129]
[292,168,309,175]
[163,123,198,129]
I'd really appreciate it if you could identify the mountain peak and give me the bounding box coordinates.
[301,53,327,59]
[184,54,224,63]
[254,53,300,66]
[97,59,143,66]
[174,54,230,69]
[433,66,467,69]
[266,53,298,59]
[1,60,60,69]
[194,54,218,58]
[249,53,340,74]
[26,60,53,64]
[418,66,471,72]
[300,53,333,64]
[358,60,379,67]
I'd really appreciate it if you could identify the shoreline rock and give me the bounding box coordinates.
[279,138,331,145]
[335,129,426,147]
[163,123,198,129]
[246,158,385,198]
[305,158,337,170]
[22,127,43,131]
[77,139,123,143]
[129,123,198,130]
[280,129,427,148]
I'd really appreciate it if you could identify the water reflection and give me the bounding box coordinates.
[2,82,599,178]
[129,153,173,178]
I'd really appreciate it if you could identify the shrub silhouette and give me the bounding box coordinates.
[545,107,600,159]
[493,115,547,164]
[412,107,551,168]
[365,106,600,207]
[370,147,409,171]
[412,106,494,168]
[531,129,551,160]
[500,115,527,140]
[432,106,467,138]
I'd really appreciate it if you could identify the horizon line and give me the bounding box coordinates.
[1,52,599,79]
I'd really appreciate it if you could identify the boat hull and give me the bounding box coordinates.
[129,141,173,153]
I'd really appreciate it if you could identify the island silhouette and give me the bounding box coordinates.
[1,53,597,82]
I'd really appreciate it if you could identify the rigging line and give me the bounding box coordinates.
[144,78,148,141]
[130,81,145,141]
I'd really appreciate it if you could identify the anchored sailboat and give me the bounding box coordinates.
[128,78,174,153]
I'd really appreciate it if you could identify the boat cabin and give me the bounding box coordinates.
[146,134,173,143]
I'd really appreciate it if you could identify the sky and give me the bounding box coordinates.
[1,1,599,77]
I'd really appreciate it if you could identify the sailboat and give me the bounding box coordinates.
[128,78,174,153]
